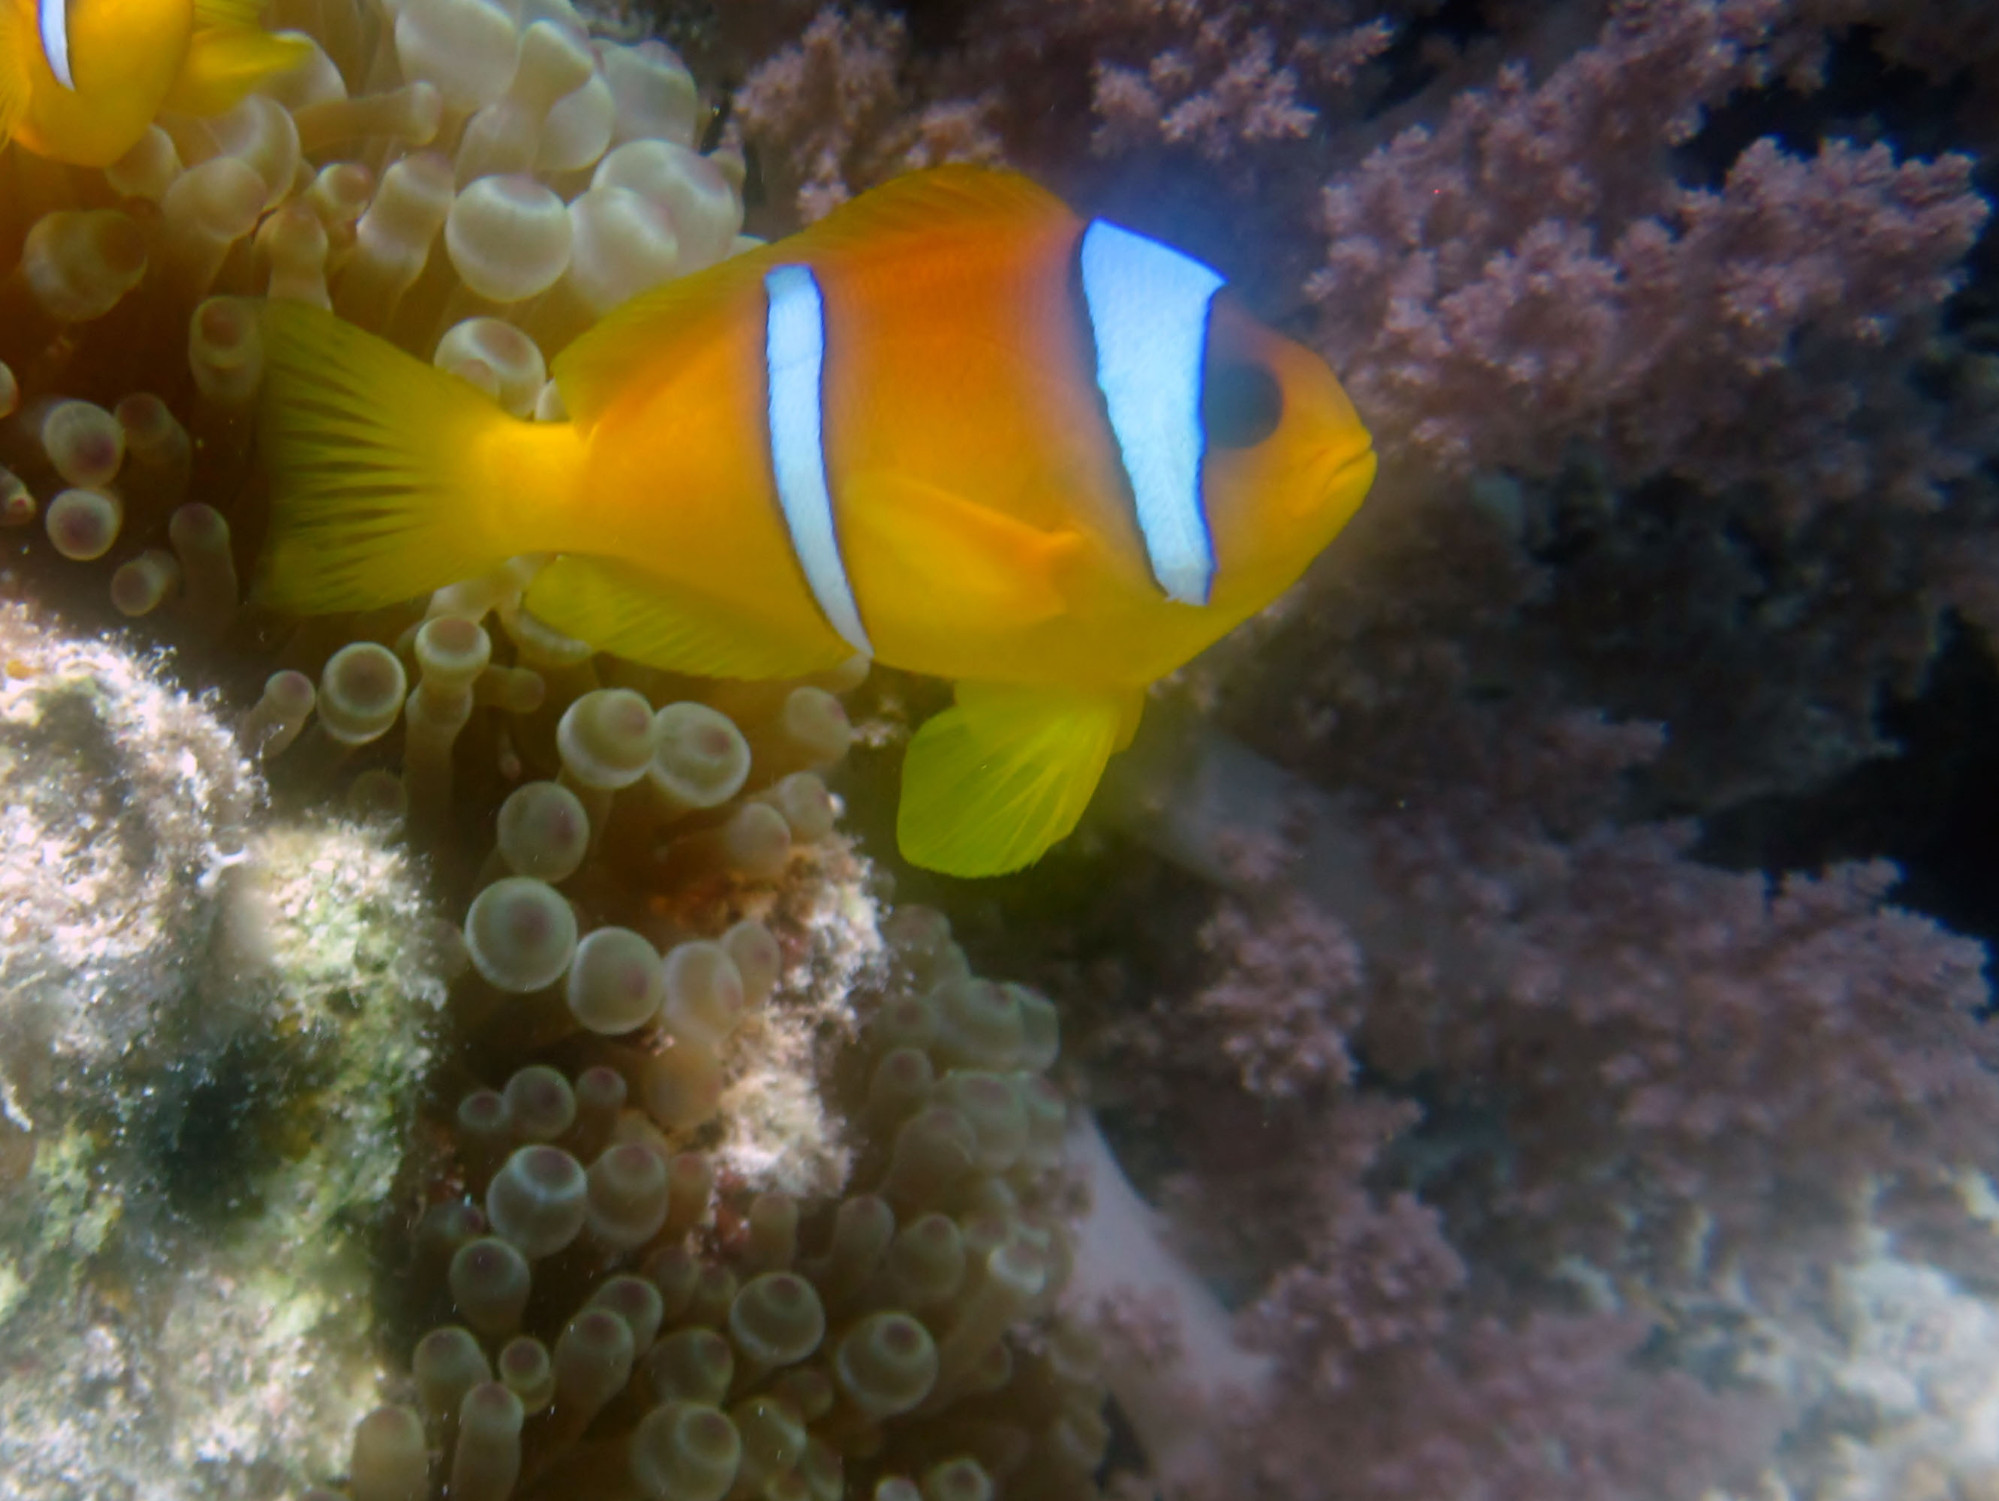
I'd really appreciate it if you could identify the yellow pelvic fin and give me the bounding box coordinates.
[897,680,1145,877]
[552,166,1070,425]
[258,302,580,614]
[162,26,311,116]
[524,555,851,680]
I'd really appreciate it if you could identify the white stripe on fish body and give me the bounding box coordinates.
[39,0,76,89]
[1078,219,1225,608]
[762,263,874,657]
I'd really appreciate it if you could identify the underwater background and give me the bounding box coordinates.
[4,0,1999,1497]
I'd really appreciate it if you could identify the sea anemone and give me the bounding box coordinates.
[0,4,1110,1497]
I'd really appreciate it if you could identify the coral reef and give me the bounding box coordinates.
[4,0,1999,1498]
[0,599,450,1500]
[1072,711,1999,1497]
[726,3,1999,1498]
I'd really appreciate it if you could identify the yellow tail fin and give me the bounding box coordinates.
[257,302,582,614]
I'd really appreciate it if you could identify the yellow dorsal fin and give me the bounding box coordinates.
[524,554,849,680]
[163,26,311,116]
[897,680,1144,877]
[551,242,781,426]
[553,166,1071,425]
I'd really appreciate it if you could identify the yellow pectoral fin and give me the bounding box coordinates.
[841,472,1070,637]
[162,26,311,116]
[192,0,267,29]
[524,554,851,680]
[897,681,1144,877]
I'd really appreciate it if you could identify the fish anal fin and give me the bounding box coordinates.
[525,555,849,680]
[553,167,1070,426]
[163,26,311,117]
[897,680,1143,877]
[841,472,1070,637]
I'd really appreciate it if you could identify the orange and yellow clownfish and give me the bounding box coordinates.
[255,167,1377,876]
[0,0,307,167]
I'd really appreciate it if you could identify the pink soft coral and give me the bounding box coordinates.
[1311,3,1990,515]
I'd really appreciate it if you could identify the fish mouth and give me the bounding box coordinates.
[1314,437,1377,505]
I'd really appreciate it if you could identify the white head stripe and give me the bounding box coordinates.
[39,0,76,90]
[763,264,873,657]
[1079,219,1225,607]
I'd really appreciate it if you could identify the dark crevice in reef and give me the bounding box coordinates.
[131,1002,336,1227]
[1697,615,1999,958]
[1670,22,1999,348]
[1952,153,1999,349]
[1677,26,1974,191]
[883,0,982,52]
[1368,0,1498,118]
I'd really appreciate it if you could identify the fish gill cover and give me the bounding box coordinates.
[0,1,1997,1499]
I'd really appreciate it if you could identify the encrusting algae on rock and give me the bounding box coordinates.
[0,598,452,1500]
[0,1,1120,1496]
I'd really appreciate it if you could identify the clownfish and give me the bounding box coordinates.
[256,167,1376,876]
[0,0,308,167]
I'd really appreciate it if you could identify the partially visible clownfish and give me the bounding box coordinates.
[0,0,308,167]
[255,167,1377,876]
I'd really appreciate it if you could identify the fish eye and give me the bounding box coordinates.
[1202,360,1283,450]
